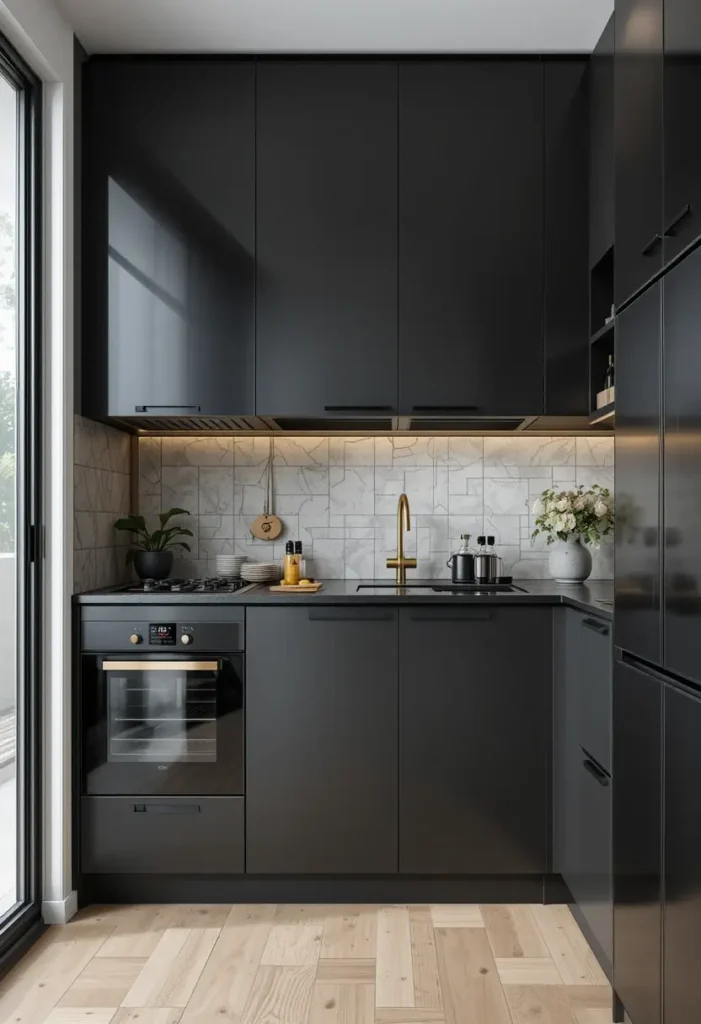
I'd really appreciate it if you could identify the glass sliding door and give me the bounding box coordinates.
[0,32,41,957]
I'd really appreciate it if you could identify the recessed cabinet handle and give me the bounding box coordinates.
[664,204,693,237]
[308,609,394,621]
[135,405,201,413]
[323,405,394,413]
[411,405,479,414]
[641,234,663,257]
[409,610,491,621]
[582,618,610,636]
[581,752,610,787]
[133,803,201,814]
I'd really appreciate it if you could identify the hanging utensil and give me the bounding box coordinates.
[250,438,283,541]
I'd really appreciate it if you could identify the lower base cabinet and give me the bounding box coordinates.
[246,607,399,874]
[569,753,612,966]
[555,609,613,972]
[398,607,551,874]
[81,796,245,874]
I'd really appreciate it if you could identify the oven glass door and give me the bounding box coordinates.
[82,655,244,796]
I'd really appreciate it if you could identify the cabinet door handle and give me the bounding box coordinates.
[323,405,394,413]
[409,609,491,621]
[664,203,692,237]
[133,803,201,814]
[581,756,610,787]
[135,405,201,413]
[411,405,479,414]
[308,608,394,621]
[641,233,663,256]
[582,617,610,636]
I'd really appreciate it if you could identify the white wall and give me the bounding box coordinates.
[0,0,76,923]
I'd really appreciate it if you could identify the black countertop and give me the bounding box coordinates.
[75,578,613,619]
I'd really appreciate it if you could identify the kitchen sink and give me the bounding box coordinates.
[355,583,524,594]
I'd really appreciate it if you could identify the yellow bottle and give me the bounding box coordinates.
[283,541,300,585]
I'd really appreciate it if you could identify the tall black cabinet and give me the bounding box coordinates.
[614,284,662,665]
[255,61,398,419]
[663,0,701,262]
[82,60,256,419]
[663,244,701,686]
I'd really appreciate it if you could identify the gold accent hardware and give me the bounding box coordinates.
[386,492,417,586]
[101,661,219,671]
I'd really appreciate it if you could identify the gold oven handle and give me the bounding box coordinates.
[101,661,219,671]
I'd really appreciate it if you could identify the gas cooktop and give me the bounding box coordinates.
[117,577,251,594]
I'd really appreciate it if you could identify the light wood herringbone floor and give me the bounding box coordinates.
[0,903,612,1024]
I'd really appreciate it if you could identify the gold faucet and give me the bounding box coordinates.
[386,493,417,585]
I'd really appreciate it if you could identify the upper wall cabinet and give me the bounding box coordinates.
[615,0,664,308]
[82,60,256,420]
[544,60,590,416]
[398,62,545,417]
[255,62,398,419]
[589,15,614,269]
[663,0,701,263]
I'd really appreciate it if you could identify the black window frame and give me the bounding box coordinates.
[0,30,43,970]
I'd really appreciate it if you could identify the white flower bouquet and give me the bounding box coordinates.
[531,484,614,547]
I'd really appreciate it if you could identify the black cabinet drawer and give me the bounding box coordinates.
[578,615,612,775]
[81,796,244,874]
[570,750,613,969]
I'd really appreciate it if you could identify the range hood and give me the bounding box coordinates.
[108,411,612,435]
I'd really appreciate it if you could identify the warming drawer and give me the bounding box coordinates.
[81,796,245,874]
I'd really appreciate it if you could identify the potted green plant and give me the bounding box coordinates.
[114,508,193,580]
[531,484,614,583]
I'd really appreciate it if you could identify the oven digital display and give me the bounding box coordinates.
[149,623,177,646]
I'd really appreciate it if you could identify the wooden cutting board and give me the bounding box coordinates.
[268,583,324,593]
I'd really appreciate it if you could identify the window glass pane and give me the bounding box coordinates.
[0,69,18,919]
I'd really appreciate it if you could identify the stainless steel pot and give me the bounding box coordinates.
[446,551,475,584]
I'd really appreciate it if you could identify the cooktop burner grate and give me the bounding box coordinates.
[119,577,250,594]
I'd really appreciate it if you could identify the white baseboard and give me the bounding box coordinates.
[42,890,78,925]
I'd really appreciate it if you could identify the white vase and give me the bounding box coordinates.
[548,536,592,584]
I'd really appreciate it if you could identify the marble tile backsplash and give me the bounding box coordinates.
[74,415,132,592]
[138,435,615,581]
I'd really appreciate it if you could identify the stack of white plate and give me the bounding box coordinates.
[215,554,246,579]
[240,561,282,584]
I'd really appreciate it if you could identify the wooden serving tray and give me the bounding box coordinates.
[268,583,324,593]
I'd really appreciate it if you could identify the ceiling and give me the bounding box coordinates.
[58,0,614,54]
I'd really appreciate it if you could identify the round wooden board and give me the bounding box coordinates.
[250,513,283,541]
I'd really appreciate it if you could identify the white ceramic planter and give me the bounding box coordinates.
[548,536,593,584]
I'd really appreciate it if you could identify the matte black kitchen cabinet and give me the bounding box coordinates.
[554,609,612,974]
[614,0,664,308]
[664,0,701,262]
[664,682,701,1024]
[664,245,701,686]
[256,62,398,419]
[589,15,615,269]
[398,607,551,874]
[398,62,544,417]
[613,658,662,1024]
[246,607,398,874]
[82,60,255,419]
[544,60,590,416]
[614,283,662,665]
[553,609,582,885]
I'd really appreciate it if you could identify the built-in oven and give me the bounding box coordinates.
[81,607,244,797]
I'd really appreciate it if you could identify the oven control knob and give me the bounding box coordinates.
[129,633,142,645]
[180,633,192,645]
